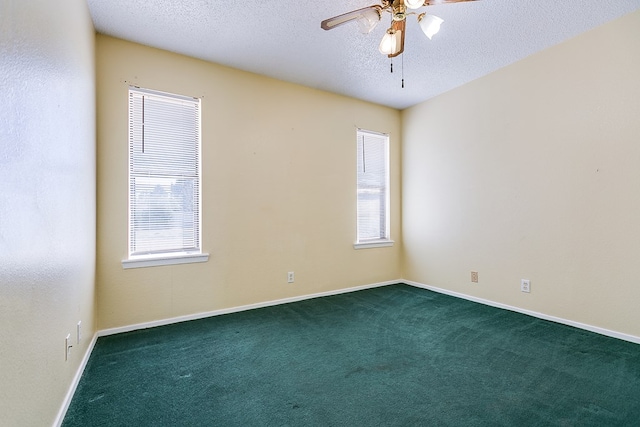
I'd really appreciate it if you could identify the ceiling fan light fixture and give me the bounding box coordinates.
[321,0,474,62]
[379,28,401,55]
[356,8,382,34]
[418,13,444,39]
[405,0,425,10]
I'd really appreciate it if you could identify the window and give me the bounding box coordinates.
[355,129,393,249]
[123,87,208,268]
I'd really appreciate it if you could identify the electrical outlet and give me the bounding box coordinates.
[287,271,294,283]
[471,271,478,283]
[521,279,531,293]
[77,321,82,344]
[65,334,72,361]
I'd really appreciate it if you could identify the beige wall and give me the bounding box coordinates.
[96,35,402,330]
[0,0,96,425]
[402,11,640,337]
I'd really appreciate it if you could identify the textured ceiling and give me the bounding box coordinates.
[87,0,640,109]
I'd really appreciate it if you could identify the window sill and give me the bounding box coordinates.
[122,253,209,269]
[353,240,395,250]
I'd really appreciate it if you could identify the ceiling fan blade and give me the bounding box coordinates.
[321,6,382,31]
[423,0,477,5]
[387,19,405,58]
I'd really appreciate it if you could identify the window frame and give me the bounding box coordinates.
[354,128,394,249]
[122,86,208,269]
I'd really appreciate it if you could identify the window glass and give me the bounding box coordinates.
[356,129,389,243]
[128,87,201,258]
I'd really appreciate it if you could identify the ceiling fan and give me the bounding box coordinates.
[321,0,477,58]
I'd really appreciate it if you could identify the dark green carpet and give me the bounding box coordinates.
[63,284,640,426]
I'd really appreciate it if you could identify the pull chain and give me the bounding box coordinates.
[390,56,405,88]
[401,54,405,89]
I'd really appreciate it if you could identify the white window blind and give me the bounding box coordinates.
[356,129,389,243]
[128,87,201,258]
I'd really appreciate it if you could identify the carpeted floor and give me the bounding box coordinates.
[63,284,640,426]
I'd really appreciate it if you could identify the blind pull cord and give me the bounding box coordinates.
[142,96,145,153]
[362,135,366,174]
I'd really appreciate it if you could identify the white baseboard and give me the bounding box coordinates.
[403,280,640,345]
[53,332,98,427]
[97,278,640,342]
[98,280,398,337]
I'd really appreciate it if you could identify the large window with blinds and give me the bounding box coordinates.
[125,87,206,267]
[355,129,393,248]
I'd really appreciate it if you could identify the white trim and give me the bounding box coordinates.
[54,332,98,427]
[129,85,198,102]
[403,280,640,345]
[353,240,395,249]
[122,253,209,269]
[98,280,398,337]
[356,127,389,138]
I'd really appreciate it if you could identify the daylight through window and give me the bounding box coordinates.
[128,87,202,259]
[356,129,390,246]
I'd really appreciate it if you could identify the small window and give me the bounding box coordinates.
[355,129,393,249]
[124,87,207,268]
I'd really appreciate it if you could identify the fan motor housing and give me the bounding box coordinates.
[392,2,407,21]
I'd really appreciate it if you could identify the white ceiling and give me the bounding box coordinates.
[87,0,640,110]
